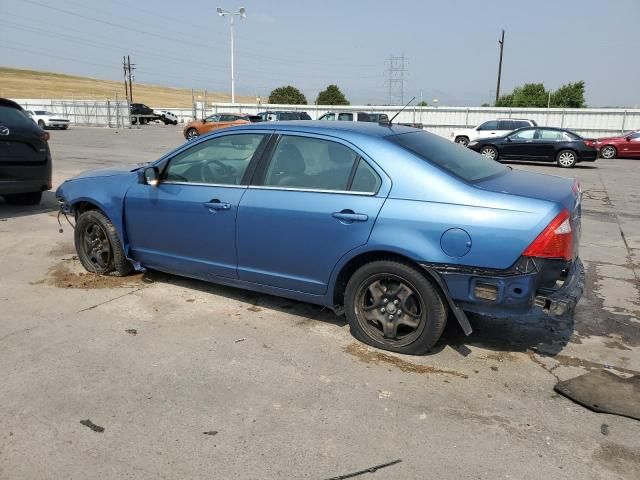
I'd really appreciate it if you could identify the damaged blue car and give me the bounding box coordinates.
[56,122,584,354]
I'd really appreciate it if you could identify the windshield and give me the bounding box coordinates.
[35,110,53,115]
[390,131,508,182]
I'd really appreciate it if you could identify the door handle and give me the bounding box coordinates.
[332,210,368,222]
[203,199,231,211]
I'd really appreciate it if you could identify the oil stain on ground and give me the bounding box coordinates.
[37,261,144,289]
[345,342,468,378]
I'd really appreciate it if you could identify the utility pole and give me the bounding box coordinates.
[495,29,505,105]
[127,55,135,103]
[122,56,129,103]
[385,54,406,105]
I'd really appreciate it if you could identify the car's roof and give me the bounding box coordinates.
[0,98,23,110]
[232,120,418,137]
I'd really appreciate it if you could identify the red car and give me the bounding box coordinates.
[595,130,640,159]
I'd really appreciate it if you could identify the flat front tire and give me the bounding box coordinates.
[344,260,448,355]
[75,210,132,276]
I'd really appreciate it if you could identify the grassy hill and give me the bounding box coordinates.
[0,67,253,107]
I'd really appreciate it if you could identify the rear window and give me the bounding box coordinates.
[513,120,531,129]
[0,106,34,127]
[390,131,508,182]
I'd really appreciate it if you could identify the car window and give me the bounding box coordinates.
[320,113,335,121]
[338,113,354,121]
[391,131,508,182]
[205,114,221,122]
[262,135,359,191]
[513,120,531,129]
[537,129,569,141]
[351,159,381,193]
[34,110,48,115]
[497,120,514,130]
[0,106,34,127]
[510,128,535,140]
[163,133,265,185]
[628,132,640,140]
[300,112,312,120]
[478,120,498,131]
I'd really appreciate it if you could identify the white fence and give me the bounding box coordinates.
[12,98,640,139]
[14,99,130,128]
[161,104,639,139]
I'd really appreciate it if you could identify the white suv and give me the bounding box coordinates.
[451,119,537,146]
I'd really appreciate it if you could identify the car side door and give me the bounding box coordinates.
[501,127,536,159]
[475,120,499,140]
[623,131,640,156]
[124,131,270,279]
[532,128,565,161]
[236,133,389,295]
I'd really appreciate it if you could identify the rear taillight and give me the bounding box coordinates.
[523,209,573,261]
[40,131,50,142]
[583,139,596,148]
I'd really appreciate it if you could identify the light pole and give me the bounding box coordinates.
[217,6,246,104]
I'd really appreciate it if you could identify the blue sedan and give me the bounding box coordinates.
[56,122,584,354]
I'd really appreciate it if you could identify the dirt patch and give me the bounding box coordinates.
[344,342,468,378]
[247,306,262,312]
[483,352,518,363]
[593,442,640,476]
[604,339,632,351]
[39,261,145,289]
[48,242,77,257]
[528,349,639,377]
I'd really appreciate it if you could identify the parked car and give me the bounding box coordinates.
[467,126,597,168]
[183,113,262,140]
[595,130,640,159]
[25,109,70,130]
[257,111,311,121]
[0,98,52,205]
[130,103,159,125]
[155,110,179,125]
[319,111,390,123]
[56,121,584,355]
[451,119,537,146]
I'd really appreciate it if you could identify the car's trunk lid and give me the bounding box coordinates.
[475,169,581,258]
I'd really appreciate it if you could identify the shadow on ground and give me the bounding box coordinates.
[0,191,58,220]
[143,269,572,357]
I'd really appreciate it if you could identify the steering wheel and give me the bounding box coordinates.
[199,159,234,183]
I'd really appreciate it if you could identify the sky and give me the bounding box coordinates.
[1,0,639,107]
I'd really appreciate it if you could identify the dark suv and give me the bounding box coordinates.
[257,111,311,121]
[0,98,52,205]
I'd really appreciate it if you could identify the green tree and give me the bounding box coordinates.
[316,84,349,105]
[550,81,586,108]
[417,100,428,106]
[496,83,548,108]
[268,85,307,104]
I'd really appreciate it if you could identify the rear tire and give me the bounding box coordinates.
[75,210,133,276]
[556,149,577,168]
[3,191,42,205]
[62,125,69,130]
[600,145,616,159]
[37,120,46,129]
[455,136,469,146]
[344,260,447,355]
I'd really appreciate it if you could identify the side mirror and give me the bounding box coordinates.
[140,166,160,186]
[626,136,631,142]
[505,136,512,142]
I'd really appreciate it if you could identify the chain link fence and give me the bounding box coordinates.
[14,99,131,128]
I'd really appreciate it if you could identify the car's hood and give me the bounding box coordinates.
[475,169,577,212]
[71,166,138,180]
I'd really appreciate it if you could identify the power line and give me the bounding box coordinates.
[385,55,406,105]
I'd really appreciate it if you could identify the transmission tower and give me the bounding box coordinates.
[385,55,406,105]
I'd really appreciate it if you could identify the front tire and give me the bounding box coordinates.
[344,260,447,355]
[556,149,577,168]
[3,191,42,205]
[480,145,499,160]
[75,210,132,276]
[600,145,616,159]
[455,136,469,146]
[37,120,46,129]
[185,128,199,140]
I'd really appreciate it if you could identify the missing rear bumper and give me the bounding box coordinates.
[535,257,585,316]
